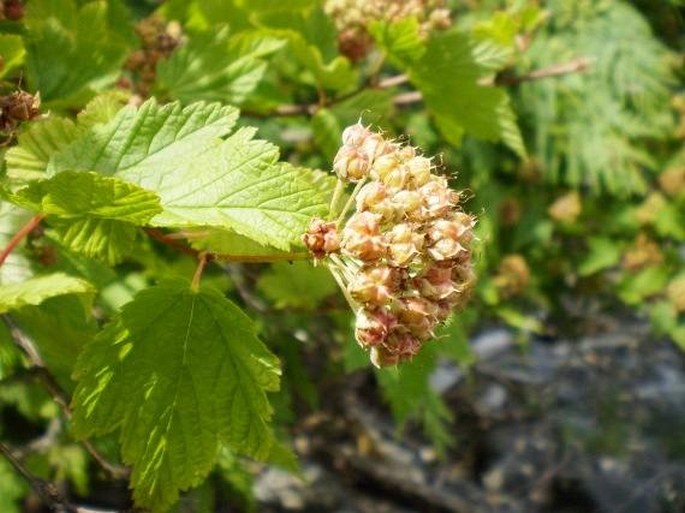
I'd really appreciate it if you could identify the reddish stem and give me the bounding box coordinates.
[144,227,199,257]
[0,214,44,267]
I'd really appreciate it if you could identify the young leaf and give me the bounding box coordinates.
[369,17,426,64]
[156,27,286,105]
[71,279,281,512]
[0,273,93,314]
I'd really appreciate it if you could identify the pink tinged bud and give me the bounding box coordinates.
[426,217,471,261]
[383,330,422,359]
[348,266,399,305]
[386,223,424,267]
[391,189,422,219]
[419,178,460,218]
[395,297,438,339]
[359,133,388,162]
[422,266,458,299]
[341,123,371,147]
[303,218,340,258]
[333,147,371,182]
[356,182,388,212]
[341,211,386,261]
[354,308,397,348]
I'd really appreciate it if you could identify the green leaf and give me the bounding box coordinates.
[0,34,25,79]
[49,99,239,177]
[49,100,333,250]
[148,155,331,250]
[261,14,358,92]
[72,279,281,512]
[48,217,140,265]
[23,0,133,108]
[256,261,337,309]
[14,172,162,264]
[20,171,162,223]
[0,273,93,314]
[578,237,622,276]
[76,91,129,131]
[369,17,426,64]
[5,117,78,185]
[519,1,674,194]
[405,30,526,157]
[156,27,285,105]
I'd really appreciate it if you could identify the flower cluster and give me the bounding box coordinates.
[324,0,451,61]
[122,15,183,99]
[304,123,475,367]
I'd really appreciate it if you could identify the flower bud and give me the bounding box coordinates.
[341,211,386,261]
[355,307,397,347]
[348,265,399,304]
[416,265,458,301]
[395,297,438,339]
[370,152,400,181]
[391,189,422,219]
[356,181,388,212]
[333,147,371,182]
[419,177,460,218]
[303,218,340,258]
[386,222,424,267]
[405,156,432,188]
[341,122,371,146]
[426,217,470,261]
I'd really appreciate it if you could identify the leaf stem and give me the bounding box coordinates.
[0,213,44,267]
[336,180,366,227]
[191,252,210,292]
[145,227,199,257]
[329,179,346,218]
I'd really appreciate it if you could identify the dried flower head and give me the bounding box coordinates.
[303,122,476,366]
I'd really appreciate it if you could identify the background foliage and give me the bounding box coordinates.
[0,0,683,511]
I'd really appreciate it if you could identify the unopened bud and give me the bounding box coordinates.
[341,211,386,261]
[348,266,399,304]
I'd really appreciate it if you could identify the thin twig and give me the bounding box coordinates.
[191,251,211,291]
[0,440,77,512]
[0,314,128,480]
[0,213,44,267]
[491,57,592,86]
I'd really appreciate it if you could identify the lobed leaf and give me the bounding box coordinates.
[71,279,280,512]
[404,30,526,157]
